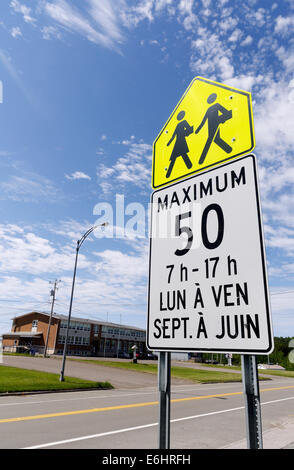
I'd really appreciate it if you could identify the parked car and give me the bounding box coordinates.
[117,351,130,359]
[136,352,144,359]
[146,352,157,360]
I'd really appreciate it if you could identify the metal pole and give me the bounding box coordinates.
[241,354,263,449]
[158,351,171,449]
[59,242,79,382]
[59,223,108,381]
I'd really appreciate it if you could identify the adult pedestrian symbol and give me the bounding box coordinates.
[195,93,232,164]
[152,77,255,189]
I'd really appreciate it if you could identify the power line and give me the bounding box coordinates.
[0,299,50,303]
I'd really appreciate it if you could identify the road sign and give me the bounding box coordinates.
[147,154,273,354]
[152,77,255,189]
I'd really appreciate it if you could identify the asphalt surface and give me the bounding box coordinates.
[1,356,294,449]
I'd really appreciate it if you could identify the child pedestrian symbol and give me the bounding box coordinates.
[195,93,233,165]
[166,111,193,178]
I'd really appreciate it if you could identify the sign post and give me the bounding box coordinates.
[147,154,273,449]
[158,351,171,449]
[148,76,273,449]
[241,355,263,449]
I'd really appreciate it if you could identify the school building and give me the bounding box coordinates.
[1,311,147,357]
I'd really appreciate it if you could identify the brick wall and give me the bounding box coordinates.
[11,312,60,351]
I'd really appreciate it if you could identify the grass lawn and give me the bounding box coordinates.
[256,369,294,379]
[199,363,241,371]
[0,365,113,393]
[69,358,245,383]
[200,363,294,379]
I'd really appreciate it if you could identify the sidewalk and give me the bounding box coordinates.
[221,417,294,449]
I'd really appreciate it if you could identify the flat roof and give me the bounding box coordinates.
[2,332,42,338]
[11,311,146,332]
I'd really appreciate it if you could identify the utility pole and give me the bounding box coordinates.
[43,280,59,358]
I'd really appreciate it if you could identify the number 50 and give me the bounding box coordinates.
[175,203,224,256]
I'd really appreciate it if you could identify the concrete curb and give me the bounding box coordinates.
[0,386,113,397]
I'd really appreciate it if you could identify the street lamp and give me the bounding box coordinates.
[59,222,108,382]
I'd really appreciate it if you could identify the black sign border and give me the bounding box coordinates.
[152,76,255,189]
[147,154,273,354]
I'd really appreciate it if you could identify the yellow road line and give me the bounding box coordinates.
[0,401,159,424]
[1,385,294,424]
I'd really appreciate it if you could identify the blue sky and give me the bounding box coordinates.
[0,0,294,338]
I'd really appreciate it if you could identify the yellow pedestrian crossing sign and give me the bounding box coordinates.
[152,77,255,189]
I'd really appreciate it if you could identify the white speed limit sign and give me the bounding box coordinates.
[147,154,273,354]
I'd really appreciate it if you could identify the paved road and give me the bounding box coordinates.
[0,376,294,449]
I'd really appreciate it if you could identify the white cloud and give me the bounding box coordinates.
[0,222,149,334]
[179,0,194,15]
[89,0,125,44]
[65,171,91,181]
[0,225,90,275]
[245,7,267,27]
[155,0,174,12]
[10,0,36,24]
[228,28,242,43]
[97,164,115,179]
[0,49,32,103]
[44,0,124,51]
[190,28,234,81]
[11,26,22,38]
[41,25,61,40]
[241,35,253,46]
[275,46,294,73]
[94,247,148,281]
[0,172,60,202]
[275,15,294,35]
[225,74,263,91]
[99,181,113,195]
[254,79,294,157]
[97,140,152,192]
[121,0,154,27]
[219,17,238,32]
[177,0,197,29]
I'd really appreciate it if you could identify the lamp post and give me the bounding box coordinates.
[59,222,108,382]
